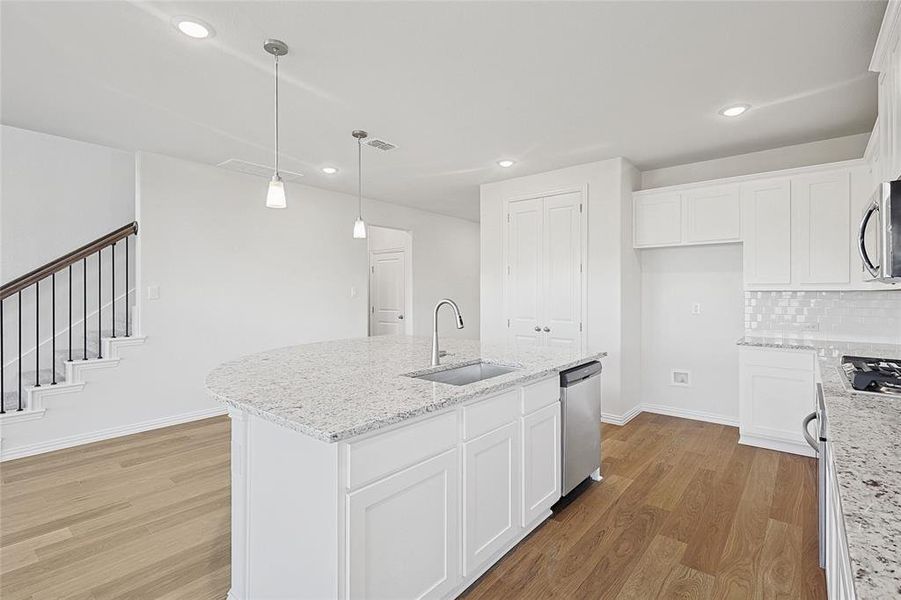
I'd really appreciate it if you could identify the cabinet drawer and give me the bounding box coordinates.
[347,411,457,490]
[463,389,519,441]
[521,376,560,415]
[740,346,815,371]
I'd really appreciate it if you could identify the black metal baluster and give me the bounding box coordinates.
[125,237,130,337]
[1,299,5,415]
[68,265,72,362]
[34,282,40,388]
[111,242,116,338]
[83,257,87,361]
[52,274,57,385]
[18,291,22,411]
[97,250,103,359]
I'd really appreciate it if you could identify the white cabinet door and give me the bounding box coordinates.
[683,185,741,244]
[347,449,459,600]
[543,193,582,350]
[634,192,682,247]
[792,171,851,285]
[739,349,815,456]
[463,421,521,577]
[741,179,792,286]
[507,198,544,347]
[521,402,560,526]
[370,250,406,336]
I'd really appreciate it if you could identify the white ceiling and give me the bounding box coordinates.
[1,1,886,221]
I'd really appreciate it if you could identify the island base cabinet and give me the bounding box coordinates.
[463,421,521,577]
[522,402,561,526]
[346,449,460,600]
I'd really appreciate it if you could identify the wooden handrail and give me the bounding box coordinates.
[1,221,138,300]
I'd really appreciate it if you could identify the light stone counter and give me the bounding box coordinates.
[206,335,605,443]
[738,335,901,599]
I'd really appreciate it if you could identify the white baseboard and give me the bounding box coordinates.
[641,403,739,427]
[0,406,227,461]
[601,405,642,426]
[739,433,815,458]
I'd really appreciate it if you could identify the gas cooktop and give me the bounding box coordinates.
[841,356,901,396]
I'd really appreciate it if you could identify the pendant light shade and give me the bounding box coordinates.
[353,218,367,239]
[264,39,289,209]
[352,129,368,239]
[266,175,286,209]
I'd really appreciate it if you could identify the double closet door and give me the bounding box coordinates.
[506,191,584,350]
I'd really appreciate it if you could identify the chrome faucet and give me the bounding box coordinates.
[431,298,464,366]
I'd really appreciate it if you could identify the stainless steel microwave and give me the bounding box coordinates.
[859,179,900,284]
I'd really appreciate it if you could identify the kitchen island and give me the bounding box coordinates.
[206,335,605,600]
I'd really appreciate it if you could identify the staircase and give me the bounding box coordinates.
[1,222,142,421]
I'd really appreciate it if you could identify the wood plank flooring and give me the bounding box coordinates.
[462,413,826,600]
[0,412,825,599]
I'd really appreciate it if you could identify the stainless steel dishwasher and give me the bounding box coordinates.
[560,361,603,496]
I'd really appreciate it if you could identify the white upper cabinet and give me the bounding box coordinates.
[683,185,741,244]
[870,1,901,181]
[741,179,792,285]
[791,171,851,285]
[633,192,682,247]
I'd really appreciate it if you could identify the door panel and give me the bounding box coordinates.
[741,179,792,285]
[507,199,543,346]
[543,193,582,349]
[370,251,406,336]
[347,449,459,600]
[792,171,851,285]
[522,402,560,526]
[683,185,741,243]
[463,421,520,576]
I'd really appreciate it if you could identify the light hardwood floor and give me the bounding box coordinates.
[0,413,824,599]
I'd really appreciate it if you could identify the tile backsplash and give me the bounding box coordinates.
[744,290,901,344]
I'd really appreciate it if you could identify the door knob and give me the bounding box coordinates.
[543,327,550,332]
[398,315,404,320]
[534,326,541,332]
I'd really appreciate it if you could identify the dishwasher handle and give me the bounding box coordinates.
[560,361,602,387]
[802,412,819,452]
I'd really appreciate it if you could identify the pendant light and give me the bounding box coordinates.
[352,130,368,238]
[264,39,289,209]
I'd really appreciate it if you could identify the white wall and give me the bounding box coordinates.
[1,151,479,457]
[640,244,744,424]
[480,158,641,421]
[640,133,869,190]
[1,126,136,384]
[1,125,135,281]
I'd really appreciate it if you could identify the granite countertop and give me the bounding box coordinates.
[206,335,605,443]
[738,335,901,598]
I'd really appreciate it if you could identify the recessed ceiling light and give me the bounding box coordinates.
[497,159,515,168]
[719,104,750,117]
[321,166,338,175]
[172,17,214,39]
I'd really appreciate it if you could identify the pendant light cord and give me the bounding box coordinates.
[357,136,363,218]
[274,54,280,176]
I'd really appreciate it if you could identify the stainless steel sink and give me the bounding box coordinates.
[410,361,520,386]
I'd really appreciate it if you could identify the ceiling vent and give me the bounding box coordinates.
[366,138,398,152]
[217,158,304,182]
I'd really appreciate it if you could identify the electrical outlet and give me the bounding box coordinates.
[671,369,691,387]
[797,322,820,331]
[691,303,701,315]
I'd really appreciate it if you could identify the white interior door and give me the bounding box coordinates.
[542,192,582,349]
[507,199,543,346]
[370,250,406,336]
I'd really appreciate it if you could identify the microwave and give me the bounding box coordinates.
[859,179,900,283]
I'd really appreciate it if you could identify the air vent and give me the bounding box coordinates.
[217,159,304,182]
[366,138,398,152]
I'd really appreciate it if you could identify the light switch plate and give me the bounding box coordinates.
[147,285,160,300]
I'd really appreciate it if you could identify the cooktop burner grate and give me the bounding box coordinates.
[841,356,901,396]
